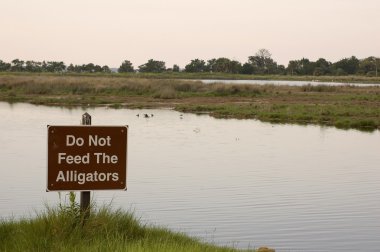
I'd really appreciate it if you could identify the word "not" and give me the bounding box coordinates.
[66,135,111,147]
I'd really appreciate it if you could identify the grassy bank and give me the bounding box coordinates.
[116,72,380,84]
[0,74,379,131]
[0,204,256,251]
[1,71,380,83]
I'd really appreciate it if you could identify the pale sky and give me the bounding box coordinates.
[1,0,379,68]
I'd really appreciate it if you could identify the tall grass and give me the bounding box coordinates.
[0,194,256,252]
[0,74,379,131]
[2,75,378,98]
[3,71,380,83]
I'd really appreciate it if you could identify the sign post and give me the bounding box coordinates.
[81,113,91,213]
[47,113,128,215]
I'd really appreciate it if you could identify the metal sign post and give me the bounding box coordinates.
[81,113,91,213]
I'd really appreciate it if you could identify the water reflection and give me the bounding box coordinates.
[0,102,379,252]
[201,79,380,87]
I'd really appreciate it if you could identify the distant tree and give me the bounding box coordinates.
[67,63,85,73]
[172,64,180,72]
[53,61,66,72]
[335,68,347,76]
[40,61,66,72]
[82,63,95,72]
[0,60,11,71]
[375,58,379,77]
[185,59,206,72]
[240,62,254,74]
[299,58,315,75]
[41,61,48,72]
[25,61,42,72]
[205,58,216,72]
[276,65,286,75]
[287,60,299,75]
[287,58,315,75]
[332,56,359,75]
[229,60,242,74]
[213,58,230,73]
[359,56,379,76]
[204,58,241,73]
[67,64,76,72]
[102,65,111,73]
[248,49,277,74]
[256,48,272,59]
[11,59,25,72]
[138,59,166,73]
[118,60,134,73]
[314,58,332,75]
[92,65,102,73]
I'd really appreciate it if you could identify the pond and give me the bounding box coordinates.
[0,102,379,252]
[200,79,380,87]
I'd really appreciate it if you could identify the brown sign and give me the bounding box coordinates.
[47,126,128,191]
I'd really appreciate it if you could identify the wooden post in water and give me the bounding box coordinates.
[80,112,91,214]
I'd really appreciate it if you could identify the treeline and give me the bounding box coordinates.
[0,59,111,73]
[120,49,379,76]
[1,49,379,76]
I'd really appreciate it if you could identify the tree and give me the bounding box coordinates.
[93,65,103,73]
[205,58,216,72]
[118,60,134,73]
[372,57,379,77]
[185,59,206,72]
[0,60,11,71]
[52,61,66,72]
[102,65,111,73]
[83,63,95,72]
[204,58,241,73]
[240,62,254,74]
[248,49,278,74]
[286,58,315,75]
[67,64,76,72]
[213,58,231,73]
[277,65,286,75]
[10,59,25,72]
[298,58,315,75]
[287,60,299,75]
[138,59,166,73]
[359,56,379,76]
[314,58,332,75]
[25,61,42,72]
[172,64,180,72]
[229,60,242,74]
[333,56,359,75]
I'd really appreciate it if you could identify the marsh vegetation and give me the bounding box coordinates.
[0,195,253,252]
[0,74,379,131]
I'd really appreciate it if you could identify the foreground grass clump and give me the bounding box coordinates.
[0,203,253,252]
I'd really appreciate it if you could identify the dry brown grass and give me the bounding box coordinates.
[1,74,379,131]
[1,75,380,95]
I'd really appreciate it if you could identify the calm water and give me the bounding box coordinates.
[1,102,380,252]
[201,79,380,87]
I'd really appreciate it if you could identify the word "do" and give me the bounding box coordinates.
[66,135,112,147]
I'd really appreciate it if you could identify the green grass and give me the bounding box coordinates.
[176,103,380,131]
[0,74,379,131]
[1,71,380,83]
[0,201,255,252]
